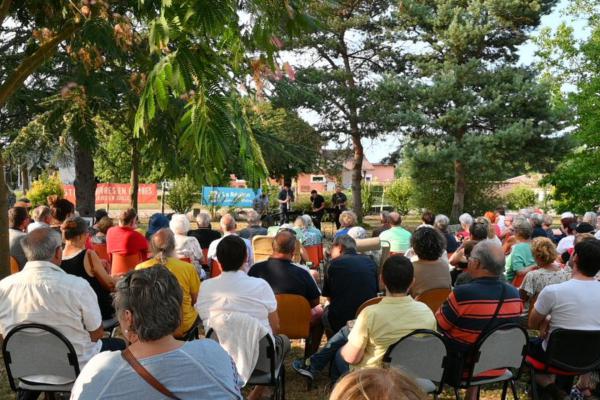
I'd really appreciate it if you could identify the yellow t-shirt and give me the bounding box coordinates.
[135,257,200,337]
[347,296,436,370]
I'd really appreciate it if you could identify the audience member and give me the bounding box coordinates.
[90,216,113,245]
[27,205,51,232]
[71,266,242,400]
[310,189,326,230]
[555,214,576,248]
[437,241,523,399]
[136,229,200,339]
[301,214,323,246]
[170,213,205,278]
[505,217,536,284]
[106,208,148,272]
[0,229,125,390]
[145,212,170,240]
[48,196,75,229]
[329,368,427,400]
[519,237,570,304]
[531,213,549,239]
[61,217,116,320]
[582,211,597,230]
[331,186,347,229]
[420,210,435,227]
[293,255,435,382]
[435,214,460,254]
[322,235,378,336]
[239,209,268,240]
[495,206,507,237]
[379,212,412,254]
[474,216,501,245]
[335,210,357,237]
[89,209,108,236]
[15,197,31,211]
[484,211,502,238]
[372,211,391,237]
[249,231,323,354]
[409,227,451,297]
[542,214,557,243]
[187,211,221,250]
[456,213,473,242]
[528,239,600,397]
[8,206,30,269]
[206,214,254,270]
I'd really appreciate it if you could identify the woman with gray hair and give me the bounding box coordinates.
[170,213,205,279]
[456,213,473,242]
[71,266,243,399]
[505,217,537,285]
[335,210,357,238]
[187,211,222,250]
[434,214,459,253]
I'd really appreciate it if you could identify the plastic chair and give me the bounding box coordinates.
[2,323,80,395]
[210,259,223,278]
[383,329,448,395]
[526,329,600,400]
[448,324,528,400]
[415,288,452,313]
[253,235,275,263]
[380,240,391,267]
[10,256,20,274]
[355,296,383,317]
[304,245,322,268]
[276,294,311,358]
[202,248,209,264]
[91,243,109,263]
[206,329,286,399]
[110,253,142,277]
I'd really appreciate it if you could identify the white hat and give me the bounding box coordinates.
[560,212,574,219]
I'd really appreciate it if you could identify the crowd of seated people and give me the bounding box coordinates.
[4,198,600,399]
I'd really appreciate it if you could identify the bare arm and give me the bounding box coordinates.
[268,311,280,335]
[340,342,365,365]
[89,325,104,342]
[87,250,116,291]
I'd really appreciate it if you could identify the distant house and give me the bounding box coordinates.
[296,156,395,194]
[498,174,547,202]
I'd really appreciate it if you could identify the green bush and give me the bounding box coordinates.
[505,186,537,210]
[386,178,413,215]
[28,174,65,207]
[361,182,376,216]
[166,177,198,214]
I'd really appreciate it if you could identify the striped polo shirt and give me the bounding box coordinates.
[436,277,523,352]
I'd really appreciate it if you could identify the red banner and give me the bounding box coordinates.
[63,183,158,205]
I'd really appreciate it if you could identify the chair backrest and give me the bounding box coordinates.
[2,323,80,391]
[468,324,528,380]
[304,245,322,268]
[275,294,311,339]
[9,256,20,274]
[202,248,209,265]
[210,259,223,278]
[292,239,303,263]
[206,329,277,384]
[252,235,274,262]
[92,243,109,262]
[544,329,600,373]
[415,288,452,313]
[379,240,391,267]
[356,237,381,253]
[111,253,142,277]
[383,329,448,384]
[355,296,383,317]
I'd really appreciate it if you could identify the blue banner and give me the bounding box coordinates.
[201,187,260,208]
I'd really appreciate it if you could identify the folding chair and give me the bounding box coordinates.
[416,288,452,313]
[383,329,448,396]
[110,253,142,277]
[210,259,223,278]
[2,323,80,398]
[10,256,20,274]
[355,296,383,317]
[526,329,600,400]
[448,324,528,400]
[276,294,312,358]
[304,245,322,268]
[207,329,287,400]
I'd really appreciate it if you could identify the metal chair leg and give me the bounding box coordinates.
[501,381,509,400]
[530,368,539,400]
[454,387,461,400]
[510,379,519,400]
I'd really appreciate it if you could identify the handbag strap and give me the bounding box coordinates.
[479,282,508,338]
[121,348,181,400]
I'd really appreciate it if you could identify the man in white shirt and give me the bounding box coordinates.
[529,239,600,398]
[8,206,30,269]
[26,205,52,233]
[207,214,254,271]
[0,228,125,400]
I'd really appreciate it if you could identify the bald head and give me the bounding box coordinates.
[220,214,236,233]
[151,228,175,259]
[471,241,505,276]
[272,231,296,258]
[389,212,402,226]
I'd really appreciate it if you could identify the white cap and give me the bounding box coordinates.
[561,212,574,219]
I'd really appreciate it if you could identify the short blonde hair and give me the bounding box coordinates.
[531,237,558,265]
[330,368,426,400]
[339,210,357,228]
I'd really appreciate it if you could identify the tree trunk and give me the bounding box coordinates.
[74,143,96,218]
[130,137,139,210]
[451,159,466,221]
[0,156,10,278]
[350,133,364,222]
[21,163,29,193]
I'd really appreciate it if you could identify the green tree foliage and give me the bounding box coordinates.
[361,183,375,216]
[505,186,537,210]
[166,177,198,214]
[386,178,413,215]
[272,0,404,221]
[27,174,65,207]
[379,0,567,220]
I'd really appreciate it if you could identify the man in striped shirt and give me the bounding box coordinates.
[436,241,523,399]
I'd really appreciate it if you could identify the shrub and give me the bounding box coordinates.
[505,186,537,210]
[361,182,376,216]
[28,174,65,207]
[386,178,413,215]
[166,177,198,214]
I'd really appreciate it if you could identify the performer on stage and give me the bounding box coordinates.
[331,186,347,229]
[310,190,325,230]
[277,183,294,224]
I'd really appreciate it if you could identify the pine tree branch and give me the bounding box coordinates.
[0,22,79,107]
[0,0,13,27]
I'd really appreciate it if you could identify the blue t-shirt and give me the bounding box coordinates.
[71,340,243,399]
